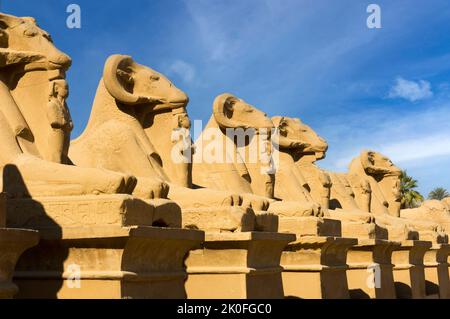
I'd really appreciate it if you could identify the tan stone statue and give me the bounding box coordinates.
[269,116,373,221]
[69,55,266,232]
[193,93,323,219]
[270,116,427,242]
[346,173,372,213]
[69,54,178,200]
[69,63,292,298]
[3,9,449,299]
[0,13,206,299]
[45,79,73,163]
[401,200,450,233]
[349,151,401,216]
[269,116,449,298]
[268,116,396,240]
[348,151,447,241]
[0,13,135,197]
[193,95,363,299]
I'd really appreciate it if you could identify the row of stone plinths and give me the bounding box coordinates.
[282,239,450,299]
[6,228,450,299]
[279,217,450,299]
[13,228,294,299]
[2,194,298,299]
[1,195,449,299]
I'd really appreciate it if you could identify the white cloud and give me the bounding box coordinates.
[183,0,316,63]
[388,77,433,102]
[378,134,450,164]
[333,133,450,170]
[168,60,196,84]
[315,100,450,194]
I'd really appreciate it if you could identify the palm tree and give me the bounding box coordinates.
[428,187,450,200]
[400,170,424,209]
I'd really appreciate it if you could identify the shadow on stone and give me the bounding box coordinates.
[394,282,412,299]
[349,289,371,299]
[425,280,440,296]
[3,164,66,299]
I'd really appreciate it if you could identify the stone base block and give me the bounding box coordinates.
[341,222,387,240]
[347,239,400,299]
[185,231,295,299]
[278,217,341,237]
[182,207,256,232]
[417,230,448,243]
[0,228,39,299]
[281,236,357,299]
[392,240,432,299]
[13,226,203,299]
[7,195,181,229]
[385,224,419,241]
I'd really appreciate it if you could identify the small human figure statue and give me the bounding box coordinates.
[46,79,73,164]
[171,108,194,164]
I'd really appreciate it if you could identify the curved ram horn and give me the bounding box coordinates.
[213,93,241,129]
[103,54,146,105]
[271,116,299,149]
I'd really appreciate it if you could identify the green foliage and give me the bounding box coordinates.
[428,187,450,200]
[400,170,424,209]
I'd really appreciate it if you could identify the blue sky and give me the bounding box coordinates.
[3,0,450,196]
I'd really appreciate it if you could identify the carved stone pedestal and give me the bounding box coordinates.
[281,236,357,299]
[14,226,203,299]
[182,207,256,232]
[278,216,357,299]
[182,206,279,234]
[1,193,39,299]
[340,222,386,240]
[391,240,432,299]
[347,239,400,299]
[185,231,295,299]
[0,228,39,299]
[423,244,450,299]
[7,195,203,299]
[278,217,341,237]
[7,195,182,229]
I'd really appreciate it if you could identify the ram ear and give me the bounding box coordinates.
[103,54,147,105]
[213,93,241,129]
[271,116,283,127]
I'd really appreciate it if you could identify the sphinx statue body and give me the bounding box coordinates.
[192,93,361,238]
[0,13,137,199]
[0,12,207,299]
[2,10,447,300]
[402,199,450,233]
[69,55,272,233]
[272,118,421,241]
[192,94,321,216]
[192,94,363,299]
[348,151,447,242]
[266,116,392,239]
[69,59,293,299]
